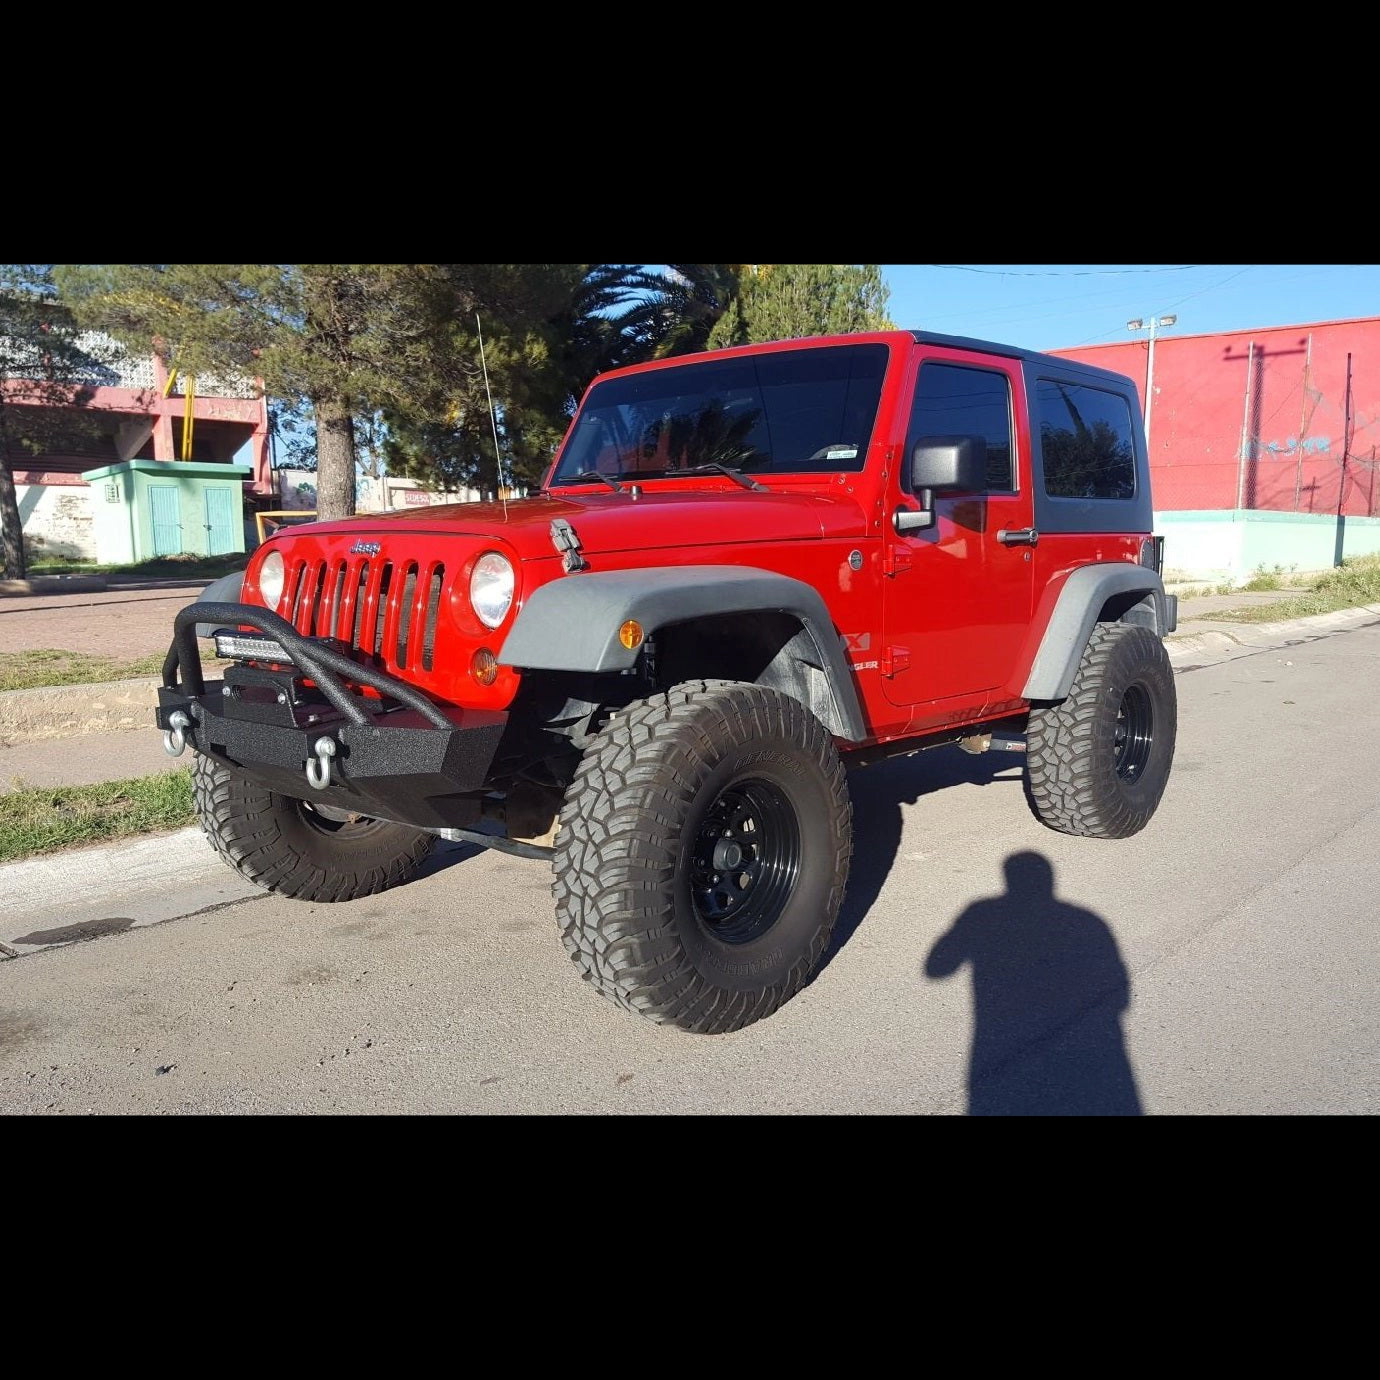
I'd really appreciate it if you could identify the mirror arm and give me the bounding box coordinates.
[894,489,935,533]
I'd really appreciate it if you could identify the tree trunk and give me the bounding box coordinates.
[0,409,27,580]
[313,395,356,521]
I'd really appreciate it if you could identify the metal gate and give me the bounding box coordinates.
[149,484,183,556]
[204,487,237,555]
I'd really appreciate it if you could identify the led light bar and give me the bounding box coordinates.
[214,632,292,663]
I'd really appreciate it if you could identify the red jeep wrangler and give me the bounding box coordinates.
[160,330,1177,1034]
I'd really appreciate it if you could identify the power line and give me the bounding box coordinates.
[930,264,1205,278]
[1160,265,1255,310]
[1062,267,1261,346]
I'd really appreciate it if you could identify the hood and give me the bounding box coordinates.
[290,487,869,562]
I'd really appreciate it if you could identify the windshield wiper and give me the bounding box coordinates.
[552,470,624,493]
[679,463,768,492]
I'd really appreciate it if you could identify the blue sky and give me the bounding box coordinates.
[881,265,1379,353]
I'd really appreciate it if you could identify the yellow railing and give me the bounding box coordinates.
[255,510,317,544]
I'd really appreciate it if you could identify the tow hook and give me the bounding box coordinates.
[163,709,191,758]
[306,736,337,790]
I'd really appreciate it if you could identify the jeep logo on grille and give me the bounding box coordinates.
[349,540,382,557]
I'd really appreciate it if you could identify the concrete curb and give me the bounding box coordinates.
[0,574,109,597]
[1165,603,1380,663]
[0,677,160,747]
[0,826,263,958]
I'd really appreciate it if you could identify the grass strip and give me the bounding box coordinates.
[0,649,168,692]
[26,554,246,580]
[1210,554,1380,623]
[0,648,227,692]
[0,767,195,864]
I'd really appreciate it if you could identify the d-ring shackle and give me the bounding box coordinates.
[306,736,337,790]
[163,709,191,757]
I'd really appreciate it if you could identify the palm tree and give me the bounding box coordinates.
[617,264,743,359]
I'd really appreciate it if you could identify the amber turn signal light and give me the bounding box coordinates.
[619,620,644,650]
[471,648,499,685]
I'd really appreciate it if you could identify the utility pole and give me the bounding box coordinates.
[1237,341,1256,511]
[1127,314,1178,452]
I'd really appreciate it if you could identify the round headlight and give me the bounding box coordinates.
[470,552,515,629]
[257,549,286,610]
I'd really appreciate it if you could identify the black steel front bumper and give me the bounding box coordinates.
[158,601,506,830]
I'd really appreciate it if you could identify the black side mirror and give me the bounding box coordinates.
[896,435,987,533]
[911,435,986,492]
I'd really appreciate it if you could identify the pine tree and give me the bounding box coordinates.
[55,264,453,522]
[707,265,893,350]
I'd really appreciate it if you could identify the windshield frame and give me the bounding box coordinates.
[545,336,899,491]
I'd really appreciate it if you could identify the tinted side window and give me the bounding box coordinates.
[905,363,1013,491]
[1036,380,1137,499]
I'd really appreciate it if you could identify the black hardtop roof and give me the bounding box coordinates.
[909,330,1138,392]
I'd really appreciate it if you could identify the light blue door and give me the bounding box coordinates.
[204,487,237,555]
[149,484,183,556]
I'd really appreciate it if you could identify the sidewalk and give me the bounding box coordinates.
[0,583,205,659]
[0,732,183,794]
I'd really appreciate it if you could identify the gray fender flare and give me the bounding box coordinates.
[194,569,245,639]
[1021,563,1173,702]
[499,565,867,741]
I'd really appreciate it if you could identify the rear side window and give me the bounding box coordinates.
[1036,380,1137,500]
[905,362,1013,491]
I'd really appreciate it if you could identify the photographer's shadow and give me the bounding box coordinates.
[926,851,1143,1116]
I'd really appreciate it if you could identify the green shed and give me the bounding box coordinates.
[81,459,253,565]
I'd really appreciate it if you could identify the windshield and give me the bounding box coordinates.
[550,343,889,485]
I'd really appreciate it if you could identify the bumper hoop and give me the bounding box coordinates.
[156,600,510,833]
[165,601,452,730]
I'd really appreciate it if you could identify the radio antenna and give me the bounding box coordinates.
[476,313,507,519]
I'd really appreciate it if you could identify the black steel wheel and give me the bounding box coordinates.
[689,778,802,944]
[1112,684,1155,782]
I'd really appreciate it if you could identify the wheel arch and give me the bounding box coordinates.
[1018,563,1174,702]
[499,566,867,741]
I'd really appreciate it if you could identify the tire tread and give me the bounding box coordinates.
[551,680,851,1034]
[1025,621,1176,839]
[192,755,434,902]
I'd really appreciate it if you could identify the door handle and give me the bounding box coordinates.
[996,527,1038,547]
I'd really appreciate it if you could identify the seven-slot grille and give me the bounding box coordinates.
[282,555,447,673]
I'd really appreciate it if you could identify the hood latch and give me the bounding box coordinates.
[550,518,589,573]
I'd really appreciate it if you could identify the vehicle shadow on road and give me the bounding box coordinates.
[411,838,486,880]
[925,851,1143,1116]
[823,747,1022,969]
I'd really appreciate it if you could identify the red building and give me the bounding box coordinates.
[1053,315,1380,518]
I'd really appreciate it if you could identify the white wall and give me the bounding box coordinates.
[18,484,98,560]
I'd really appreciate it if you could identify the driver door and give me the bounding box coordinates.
[882,351,1035,708]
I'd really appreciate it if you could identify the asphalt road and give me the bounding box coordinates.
[2,619,1378,1115]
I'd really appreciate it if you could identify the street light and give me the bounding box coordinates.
[1128,314,1177,451]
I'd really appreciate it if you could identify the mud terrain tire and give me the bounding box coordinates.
[192,755,435,901]
[1025,622,1176,839]
[552,680,852,1034]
